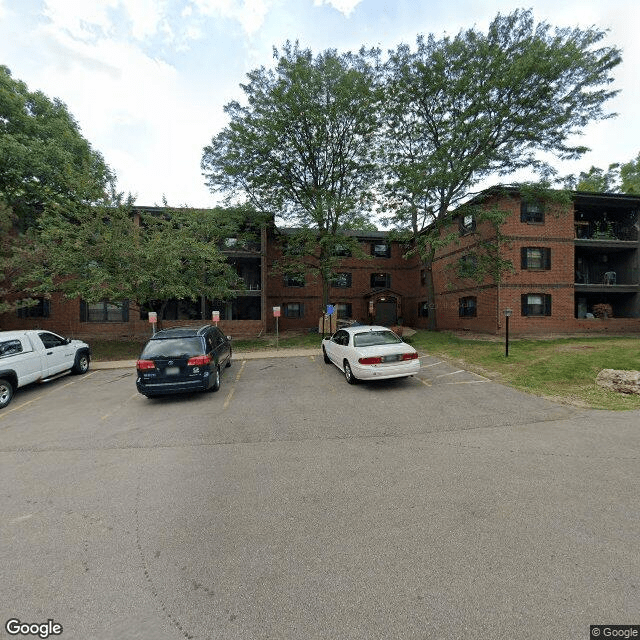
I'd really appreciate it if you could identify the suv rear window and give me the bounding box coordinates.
[141,337,204,359]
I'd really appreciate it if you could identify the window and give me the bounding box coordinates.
[459,254,478,277]
[459,296,477,317]
[418,301,430,318]
[284,274,305,287]
[335,303,352,319]
[521,247,551,270]
[521,294,552,317]
[38,332,67,348]
[459,214,476,235]
[0,340,23,357]
[371,242,391,258]
[521,201,544,223]
[284,302,305,318]
[16,298,50,319]
[333,244,352,257]
[370,273,391,289]
[81,300,129,322]
[331,272,352,288]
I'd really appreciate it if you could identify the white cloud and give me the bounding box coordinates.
[313,0,362,17]
[42,0,166,42]
[189,0,271,35]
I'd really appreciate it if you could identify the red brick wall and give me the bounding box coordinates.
[265,236,422,331]
[431,193,640,335]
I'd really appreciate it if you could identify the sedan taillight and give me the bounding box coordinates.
[136,359,156,370]
[187,355,212,366]
[402,352,419,361]
[358,356,383,365]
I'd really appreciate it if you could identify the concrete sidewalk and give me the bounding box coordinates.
[92,348,322,370]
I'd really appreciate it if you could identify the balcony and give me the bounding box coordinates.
[574,220,638,242]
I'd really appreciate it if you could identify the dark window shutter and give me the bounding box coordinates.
[80,300,88,322]
[544,249,551,270]
[521,247,527,269]
[122,300,129,322]
[521,295,528,316]
[544,295,552,316]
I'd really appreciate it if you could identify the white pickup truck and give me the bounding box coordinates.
[0,330,91,409]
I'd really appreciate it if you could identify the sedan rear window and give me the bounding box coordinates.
[140,337,204,358]
[353,331,402,347]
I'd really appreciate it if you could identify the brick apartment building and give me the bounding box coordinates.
[2,187,639,339]
[432,187,640,336]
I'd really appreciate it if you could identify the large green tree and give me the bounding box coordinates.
[15,196,253,321]
[201,43,382,311]
[0,66,113,225]
[568,151,640,194]
[0,66,114,313]
[380,9,621,327]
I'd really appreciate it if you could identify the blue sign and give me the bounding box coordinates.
[326,305,335,315]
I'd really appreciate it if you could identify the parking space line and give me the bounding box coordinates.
[223,388,235,410]
[434,370,465,379]
[420,360,444,367]
[418,378,432,387]
[0,371,98,422]
[101,393,139,421]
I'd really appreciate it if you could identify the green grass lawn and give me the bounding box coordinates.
[90,330,640,411]
[89,331,323,361]
[406,331,640,411]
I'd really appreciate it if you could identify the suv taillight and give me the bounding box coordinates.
[187,355,212,366]
[136,359,156,370]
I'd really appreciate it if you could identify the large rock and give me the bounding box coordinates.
[596,369,640,395]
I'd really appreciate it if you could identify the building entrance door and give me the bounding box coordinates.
[375,299,397,325]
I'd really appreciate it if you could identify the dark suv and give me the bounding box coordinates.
[136,325,232,398]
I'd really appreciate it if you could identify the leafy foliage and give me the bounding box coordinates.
[381,9,621,231]
[13,195,257,313]
[202,42,383,307]
[0,66,113,225]
[566,151,640,194]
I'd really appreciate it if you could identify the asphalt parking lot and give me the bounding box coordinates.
[1,352,639,639]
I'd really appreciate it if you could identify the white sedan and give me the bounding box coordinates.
[321,325,420,384]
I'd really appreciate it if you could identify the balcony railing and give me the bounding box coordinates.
[574,221,638,241]
[575,266,639,286]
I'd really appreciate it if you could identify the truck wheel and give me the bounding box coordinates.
[72,352,90,374]
[0,378,14,409]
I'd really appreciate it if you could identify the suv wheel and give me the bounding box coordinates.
[210,365,221,392]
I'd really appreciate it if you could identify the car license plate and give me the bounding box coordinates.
[165,366,180,376]
[381,355,401,363]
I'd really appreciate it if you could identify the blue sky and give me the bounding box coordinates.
[1,0,638,208]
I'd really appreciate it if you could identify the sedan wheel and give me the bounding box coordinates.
[323,347,331,364]
[343,360,358,385]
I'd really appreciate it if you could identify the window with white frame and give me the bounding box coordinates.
[521,247,551,270]
[521,201,545,223]
[521,293,552,316]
